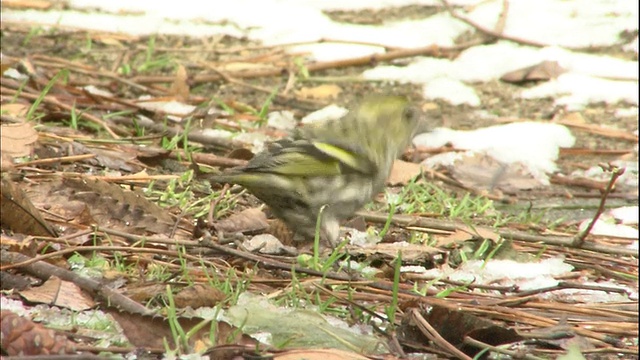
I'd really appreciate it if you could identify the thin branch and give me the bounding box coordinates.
[1,250,154,316]
[440,0,548,48]
[130,41,481,85]
[356,210,637,256]
[408,308,473,360]
[573,165,626,246]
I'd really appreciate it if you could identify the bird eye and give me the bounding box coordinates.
[402,107,416,123]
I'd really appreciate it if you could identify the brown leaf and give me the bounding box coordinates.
[432,229,474,246]
[220,62,274,72]
[0,177,57,237]
[52,177,176,235]
[173,284,226,308]
[94,35,125,47]
[1,123,38,157]
[214,208,269,234]
[1,0,53,10]
[169,64,190,101]
[225,147,256,161]
[19,276,95,311]
[135,146,171,167]
[347,242,442,262]
[108,310,176,349]
[450,153,543,192]
[426,306,523,356]
[275,348,369,360]
[125,284,166,303]
[561,112,586,124]
[1,152,15,171]
[387,160,423,186]
[1,103,29,117]
[70,142,139,172]
[501,60,567,83]
[108,309,255,349]
[295,84,342,100]
[554,112,638,141]
[400,306,522,358]
[0,270,32,291]
[433,226,499,247]
[267,218,295,245]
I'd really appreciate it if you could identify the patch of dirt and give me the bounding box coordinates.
[324,4,443,25]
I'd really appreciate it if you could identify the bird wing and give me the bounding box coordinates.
[244,139,376,176]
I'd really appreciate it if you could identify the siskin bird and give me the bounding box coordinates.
[208,95,421,245]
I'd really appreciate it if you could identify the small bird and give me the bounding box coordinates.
[208,95,421,245]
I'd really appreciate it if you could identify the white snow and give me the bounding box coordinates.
[414,121,575,179]
[521,73,639,110]
[422,77,480,106]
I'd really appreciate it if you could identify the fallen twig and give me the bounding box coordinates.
[14,154,96,168]
[408,308,473,360]
[356,210,637,256]
[440,0,548,48]
[573,165,626,247]
[1,250,154,316]
[130,41,481,85]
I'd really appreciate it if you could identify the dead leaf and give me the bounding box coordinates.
[137,99,195,116]
[1,123,38,157]
[561,112,586,124]
[30,177,179,236]
[275,348,369,360]
[432,229,474,246]
[220,62,274,72]
[1,152,14,171]
[108,310,176,349]
[1,103,29,117]
[63,142,139,172]
[347,242,442,262]
[2,0,52,10]
[421,102,440,111]
[0,234,39,256]
[295,84,342,100]
[169,64,190,101]
[173,284,226,308]
[501,60,566,83]
[554,114,638,141]
[225,147,255,161]
[109,309,255,349]
[125,284,166,303]
[0,177,57,237]
[214,208,269,234]
[0,270,32,291]
[267,218,295,245]
[93,35,124,47]
[242,234,296,255]
[462,226,499,241]
[387,160,423,185]
[415,306,523,358]
[19,276,95,311]
[434,226,499,247]
[450,153,543,192]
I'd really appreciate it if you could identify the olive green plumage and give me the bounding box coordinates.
[209,95,421,245]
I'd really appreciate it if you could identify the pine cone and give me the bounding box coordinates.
[1,310,76,355]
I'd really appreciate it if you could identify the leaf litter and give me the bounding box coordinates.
[0,1,638,359]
